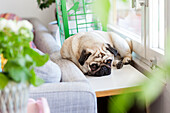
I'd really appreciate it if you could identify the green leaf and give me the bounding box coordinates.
[122,0,128,2]
[24,47,49,67]
[0,73,9,90]
[38,0,55,10]
[108,93,135,113]
[37,0,40,5]
[30,69,44,86]
[15,56,26,67]
[0,49,3,54]
[93,0,110,30]
[4,60,30,82]
[25,54,34,68]
[8,67,28,82]
[165,33,170,68]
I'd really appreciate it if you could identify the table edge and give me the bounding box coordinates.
[96,86,141,97]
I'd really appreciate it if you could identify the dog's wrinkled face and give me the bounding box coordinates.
[78,43,118,76]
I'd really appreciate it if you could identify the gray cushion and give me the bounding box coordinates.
[50,51,87,82]
[28,18,48,32]
[33,48,61,83]
[34,31,60,55]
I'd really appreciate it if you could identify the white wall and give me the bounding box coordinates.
[0,0,56,27]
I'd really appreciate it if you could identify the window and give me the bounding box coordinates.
[108,0,166,67]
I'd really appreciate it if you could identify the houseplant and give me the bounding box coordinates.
[0,18,49,113]
[37,0,55,10]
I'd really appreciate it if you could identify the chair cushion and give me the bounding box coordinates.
[33,48,61,83]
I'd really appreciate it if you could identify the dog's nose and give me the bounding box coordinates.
[95,66,111,76]
[102,66,108,71]
[101,66,111,75]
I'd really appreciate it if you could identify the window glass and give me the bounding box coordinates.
[112,0,142,37]
[149,0,165,51]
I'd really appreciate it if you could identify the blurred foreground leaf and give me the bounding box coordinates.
[93,0,110,30]
[30,69,44,87]
[109,93,135,113]
[138,69,165,106]
[122,0,128,2]
[0,73,8,90]
[24,47,49,67]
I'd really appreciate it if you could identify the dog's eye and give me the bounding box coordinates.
[90,64,99,71]
[106,59,112,65]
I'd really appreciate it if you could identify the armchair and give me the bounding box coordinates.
[28,18,97,113]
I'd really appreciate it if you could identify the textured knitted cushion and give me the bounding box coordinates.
[33,48,61,83]
[0,13,22,21]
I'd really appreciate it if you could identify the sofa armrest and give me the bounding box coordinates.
[50,51,87,82]
[29,82,97,113]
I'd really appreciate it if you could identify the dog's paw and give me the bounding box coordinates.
[116,61,123,69]
[122,57,131,65]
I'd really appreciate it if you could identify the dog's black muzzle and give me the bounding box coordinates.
[95,65,111,76]
[89,65,111,77]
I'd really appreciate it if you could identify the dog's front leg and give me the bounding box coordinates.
[122,56,132,65]
[112,60,124,69]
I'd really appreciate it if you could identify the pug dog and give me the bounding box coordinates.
[60,30,132,76]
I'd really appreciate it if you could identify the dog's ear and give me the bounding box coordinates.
[78,49,91,66]
[106,43,118,56]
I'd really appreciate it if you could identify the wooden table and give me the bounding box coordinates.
[86,65,148,97]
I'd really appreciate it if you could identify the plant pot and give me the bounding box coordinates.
[0,82,29,113]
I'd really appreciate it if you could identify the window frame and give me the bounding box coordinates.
[145,0,166,66]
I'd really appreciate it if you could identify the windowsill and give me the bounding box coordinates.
[131,54,152,74]
[107,24,141,43]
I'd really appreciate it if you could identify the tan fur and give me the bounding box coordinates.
[125,38,133,53]
[60,31,132,75]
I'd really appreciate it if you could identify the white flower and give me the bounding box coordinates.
[20,29,27,34]
[17,20,33,31]
[19,29,32,39]
[5,20,18,33]
[0,19,7,31]
[25,33,30,38]
[0,19,33,35]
